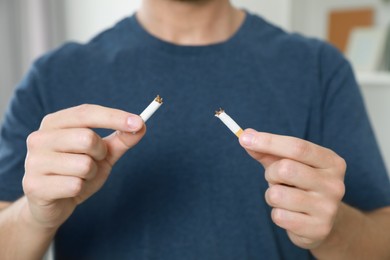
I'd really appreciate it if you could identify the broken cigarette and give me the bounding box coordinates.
[140,95,163,122]
[215,108,243,138]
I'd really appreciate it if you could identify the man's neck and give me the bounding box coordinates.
[137,0,245,45]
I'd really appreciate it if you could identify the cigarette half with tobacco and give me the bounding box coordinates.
[140,95,163,122]
[215,108,243,138]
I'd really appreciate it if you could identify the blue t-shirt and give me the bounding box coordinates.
[1,12,390,259]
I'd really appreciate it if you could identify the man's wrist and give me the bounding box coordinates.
[310,203,365,259]
[17,197,58,236]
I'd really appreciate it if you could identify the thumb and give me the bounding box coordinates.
[103,115,146,166]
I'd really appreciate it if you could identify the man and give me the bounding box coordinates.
[1,0,390,259]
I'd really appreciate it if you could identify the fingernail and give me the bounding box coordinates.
[127,116,141,131]
[241,133,254,146]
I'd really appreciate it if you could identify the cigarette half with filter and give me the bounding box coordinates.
[140,95,163,122]
[215,108,244,138]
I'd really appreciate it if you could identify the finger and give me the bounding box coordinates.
[23,174,86,202]
[26,152,98,180]
[103,125,147,166]
[28,129,107,161]
[239,129,336,169]
[271,208,315,239]
[287,232,322,250]
[265,184,316,214]
[265,159,324,190]
[246,149,280,168]
[40,104,144,133]
[272,208,332,248]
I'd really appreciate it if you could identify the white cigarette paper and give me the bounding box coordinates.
[215,108,243,138]
[140,95,163,122]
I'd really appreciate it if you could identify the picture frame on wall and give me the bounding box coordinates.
[327,8,374,53]
[346,27,390,72]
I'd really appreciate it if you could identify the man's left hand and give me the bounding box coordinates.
[239,129,346,249]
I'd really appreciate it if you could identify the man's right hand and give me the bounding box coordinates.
[22,104,146,231]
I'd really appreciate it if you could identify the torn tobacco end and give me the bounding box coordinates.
[215,108,224,116]
[155,95,163,104]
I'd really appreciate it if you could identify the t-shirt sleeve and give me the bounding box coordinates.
[0,64,45,202]
[319,44,390,211]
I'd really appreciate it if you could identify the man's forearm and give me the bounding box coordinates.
[0,197,56,260]
[311,203,390,259]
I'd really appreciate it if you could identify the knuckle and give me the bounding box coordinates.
[264,169,272,183]
[79,129,98,150]
[332,180,346,199]
[267,186,282,205]
[26,131,42,149]
[24,154,37,171]
[334,156,347,173]
[22,175,37,195]
[277,159,295,180]
[68,178,84,196]
[271,208,283,224]
[40,113,55,129]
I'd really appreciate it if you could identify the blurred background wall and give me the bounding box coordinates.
[1,0,390,169]
[0,0,65,118]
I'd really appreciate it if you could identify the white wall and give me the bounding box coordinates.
[361,85,390,170]
[64,0,141,42]
[0,2,16,120]
[0,0,65,122]
[231,0,291,30]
